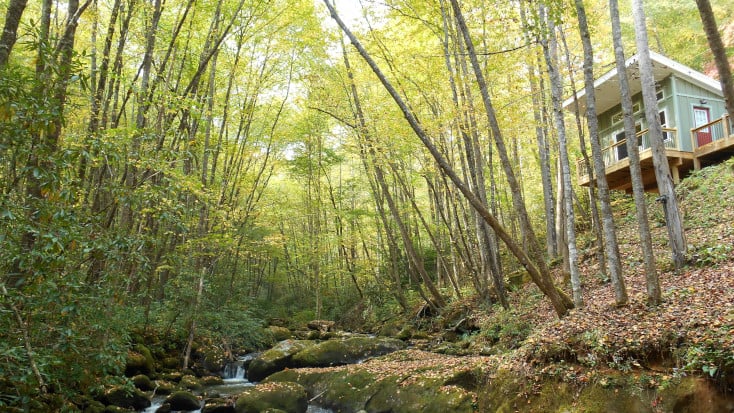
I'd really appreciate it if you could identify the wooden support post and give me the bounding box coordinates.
[671,163,680,184]
[693,157,701,171]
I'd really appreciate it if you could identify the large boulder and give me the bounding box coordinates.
[165,391,201,411]
[247,340,316,382]
[99,385,151,410]
[180,374,203,390]
[266,349,485,413]
[234,382,308,413]
[291,336,406,367]
[131,374,154,391]
[306,320,335,332]
[268,325,293,341]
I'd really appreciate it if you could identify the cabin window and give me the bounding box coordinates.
[615,130,627,161]
[632,102,641,113]
[612,111,623,124]
[659,110,670,141]
[655,84,664,101]
[614,122,643,161]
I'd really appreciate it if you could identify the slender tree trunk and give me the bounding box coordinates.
[576,0,628,305]
[0,0,28,67]
[540,8,582,307]
[695,0,734,120]
[610,0,660,305]
[632,0,687,269]
[558,26,606,277]
[182,270,205,370]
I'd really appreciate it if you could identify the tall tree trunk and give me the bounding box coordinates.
[519,1,556,259]
[610,0,659,305]
[695,0,734,121]
[540,7,582,307]
[632,0,687,270]
[0,0,28,67]
[557,26,606,278]
[576,0,628,305]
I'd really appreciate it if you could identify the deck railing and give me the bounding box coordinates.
[577,127,678,182]
[691,114,732,149]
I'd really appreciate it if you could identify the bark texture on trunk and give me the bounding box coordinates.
[695,0,734,120]
[610,0,660,305]
[632,0,687,270]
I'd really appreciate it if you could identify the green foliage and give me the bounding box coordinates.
[689,242,733,266]
[481,307,533,351]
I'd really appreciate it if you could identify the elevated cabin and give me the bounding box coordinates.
[565,51,734,192]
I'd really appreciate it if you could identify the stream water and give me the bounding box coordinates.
[141,354,333,413]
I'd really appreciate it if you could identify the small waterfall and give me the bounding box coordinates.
[222,359,245,380]
[222,353,256,382]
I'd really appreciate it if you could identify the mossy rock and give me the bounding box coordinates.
[100,385,151,410]
[82,400,106,413]
[365,377,476,413]
[202,397,235,413]
[160,356,180,370]
[247,340,316,382]
[234,381,308,413]
[197,344,228,374]
[180,374,203,390]
[377,320,403,337]
[125,344,155,376]
[291,337,406,367]
[165,391,201,411]
[202,375,225,386]
[268,356,479,413]
[131,374,154,391]
[153,379,176,395]
[268,368,376,412]
[161,371,183,382]
[268,326,293,341]
[478,369,734,413]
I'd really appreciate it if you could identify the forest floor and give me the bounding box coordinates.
[379,158,734,394]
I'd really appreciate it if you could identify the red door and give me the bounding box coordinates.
[693,106,712,146]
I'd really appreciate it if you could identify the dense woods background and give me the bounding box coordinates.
[0,0,732,403]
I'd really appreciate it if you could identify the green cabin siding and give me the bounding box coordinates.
[597,75,725,153]
[671,75,727,151]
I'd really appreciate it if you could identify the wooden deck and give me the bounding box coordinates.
[691,114,734,169]
[578,115,734,193]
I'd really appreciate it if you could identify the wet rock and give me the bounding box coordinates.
[154,402,172,413]
[234,381,307,413]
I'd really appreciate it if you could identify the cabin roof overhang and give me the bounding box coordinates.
[562,51,724,115]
